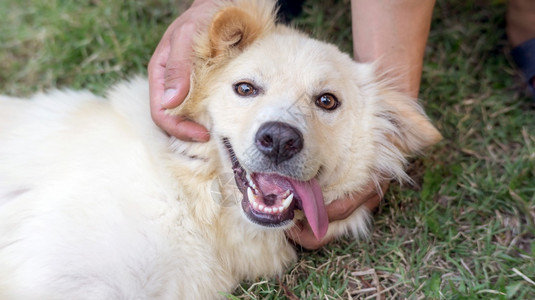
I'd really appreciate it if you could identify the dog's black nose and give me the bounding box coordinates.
[255,121,303,164]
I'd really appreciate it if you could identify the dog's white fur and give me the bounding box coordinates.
[0,1,441,298]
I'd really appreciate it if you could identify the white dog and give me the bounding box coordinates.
[0,0,441,298]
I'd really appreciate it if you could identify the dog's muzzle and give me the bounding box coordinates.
[222,122,328,240]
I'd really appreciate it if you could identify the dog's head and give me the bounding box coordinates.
[172,0,441,240]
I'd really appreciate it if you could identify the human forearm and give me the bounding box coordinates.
[351,0,435,98]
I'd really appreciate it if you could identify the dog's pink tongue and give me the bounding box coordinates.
[289,178,328,241]
[253,173,328,241]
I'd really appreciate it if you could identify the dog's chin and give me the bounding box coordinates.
[222,138,329,241]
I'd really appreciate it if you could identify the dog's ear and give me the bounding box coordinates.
[209,8,260,57]
[206,1,275,59]
[380,90,442,155]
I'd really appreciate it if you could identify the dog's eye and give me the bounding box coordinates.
[315,93,339,111]
[234,82,257,97]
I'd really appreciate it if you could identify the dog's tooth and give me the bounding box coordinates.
[247,187,256,204]
[282,193,294,210]
[246,173,259,191]
[247,173,257,189]
[277,207,283,214]
[258,204,265,211]
[252,201,258,210]
[265,207,272,214]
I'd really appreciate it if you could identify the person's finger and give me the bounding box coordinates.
[161,22,197,109]
[150,103,210,142]
[286,221,334,250]
[148,35,170,112]
[363,189,383,211]
[325,193,369,222]
[326,181,386,222]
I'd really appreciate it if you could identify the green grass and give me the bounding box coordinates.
[1,0,534,298]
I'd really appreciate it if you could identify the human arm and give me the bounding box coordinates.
[351,0,436,98]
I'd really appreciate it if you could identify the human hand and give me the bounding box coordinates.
[148,0,217,142]
[286,181,389,250]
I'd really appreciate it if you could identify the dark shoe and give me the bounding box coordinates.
[277,0,305,23]
[511,38,535,100]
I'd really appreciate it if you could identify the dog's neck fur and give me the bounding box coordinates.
[166,136,296,285]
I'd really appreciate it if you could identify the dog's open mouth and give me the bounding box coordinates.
[223,138,328,240]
